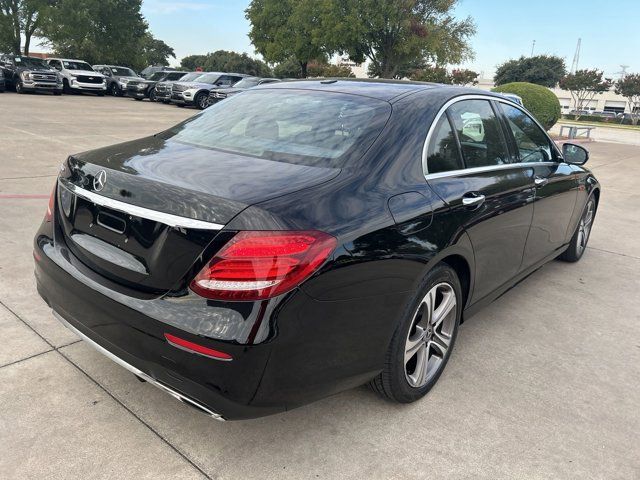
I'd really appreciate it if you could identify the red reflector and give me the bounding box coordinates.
[44,183,56,222]
[164,333,232,361]
[190,230,336,301]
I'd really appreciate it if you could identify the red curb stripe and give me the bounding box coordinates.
[0,194,50,199]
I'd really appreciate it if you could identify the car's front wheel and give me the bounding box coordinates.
[149,88,156,102]
[371,263,461,403]
[195,91,208,110]
[559,195,597,262]
[16,80,25,94]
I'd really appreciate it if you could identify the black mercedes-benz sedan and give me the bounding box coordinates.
[34,80,599,420]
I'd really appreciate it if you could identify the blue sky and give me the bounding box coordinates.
[142,0,640,78]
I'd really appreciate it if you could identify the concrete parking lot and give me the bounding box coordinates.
[0,92,638,480]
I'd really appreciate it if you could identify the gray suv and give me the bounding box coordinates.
[93,65,143,96]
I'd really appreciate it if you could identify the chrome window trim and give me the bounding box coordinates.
[58,178,224,231]
[52,311,225,420]
[422,94,561,180]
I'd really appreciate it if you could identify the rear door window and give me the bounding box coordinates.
[447,100,510,168]
[425,115,463,174]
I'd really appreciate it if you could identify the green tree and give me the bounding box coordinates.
[494,55,566,87]
[493,82,562,130]
[180,54,208,71]
[321,0,475,79]
[615,74,640,125]
[0,0,51,55]
[273,56,303,78]
[246,0,325,77]
[180,51,272,76]
[40,0,161,70]
[559,69,612,120]
[411,66,478,85]
[139,33,175,66]
[307,60,354,78]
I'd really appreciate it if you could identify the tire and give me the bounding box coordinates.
[16,80,25,94]
[176,103,185,108]
[195,91,208,110]
[149,88,156,102]
[62,79,72,94]
[108,83,120,97]
[54,91,62,96]
[370,263,462,403]
[559,195,597,262]
[134,97,143,101]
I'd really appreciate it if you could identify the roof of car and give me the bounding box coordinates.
[47,58,89,62]
[258,78,489,102]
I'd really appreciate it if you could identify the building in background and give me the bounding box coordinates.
[335,57,368,78]
[475,78,631,114]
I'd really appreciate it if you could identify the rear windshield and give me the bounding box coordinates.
[166,89,391,168]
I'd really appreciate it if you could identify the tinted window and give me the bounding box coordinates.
[167,72,185,80]
[166,89,391,168]
[500,104,553,163]
[62,61,94,71]
[447,100,510,168]
[426,115,463,174]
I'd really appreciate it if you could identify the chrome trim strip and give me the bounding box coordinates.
[421,93,561,181]
[58,178,224,231]
[52,311,225,421]
[424,161,558,180]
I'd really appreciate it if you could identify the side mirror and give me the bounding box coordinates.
[562,143,589,165]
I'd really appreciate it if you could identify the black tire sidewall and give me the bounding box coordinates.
[387,264,462,402]
[561,195,597,262]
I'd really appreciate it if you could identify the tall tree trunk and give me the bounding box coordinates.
[300,61,307,78]
[24,36,30,56]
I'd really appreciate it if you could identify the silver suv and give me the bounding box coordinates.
[93,65,143,96]
[47,58,106,95]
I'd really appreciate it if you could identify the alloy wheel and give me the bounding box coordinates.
[198,94,208,109]
[576,199,595,256]
[404,282,457,388]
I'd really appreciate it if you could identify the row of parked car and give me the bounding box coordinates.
[0,53,280,109]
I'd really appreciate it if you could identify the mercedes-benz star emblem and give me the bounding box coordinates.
[93,170,107,192]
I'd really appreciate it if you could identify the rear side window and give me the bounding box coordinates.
[426,115,463,174]
[447,100,510,168]
[499,104,553,163]
[166,89,392,168]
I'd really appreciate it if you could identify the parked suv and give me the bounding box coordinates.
[154,71,201,103]
[0,67,5,92]
[47,58,106,95]
[0,54,62,94]
[208,76,280,105]
[93,65,143,96]
[170,72,247,109]
[126,70,188,101]
[140,65,177,79]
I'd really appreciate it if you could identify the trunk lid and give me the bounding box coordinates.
[57,136,339,295]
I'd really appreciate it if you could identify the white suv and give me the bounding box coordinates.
[47,58,106,95]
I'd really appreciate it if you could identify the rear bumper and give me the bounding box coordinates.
[34,237,281,420]
[53,310,224,419]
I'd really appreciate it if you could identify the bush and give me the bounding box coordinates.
[492,82,561,130]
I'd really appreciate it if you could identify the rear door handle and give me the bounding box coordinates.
[534,176,549,187]
[462,193,486,207]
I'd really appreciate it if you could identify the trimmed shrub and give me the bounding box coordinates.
[492,82,561,130]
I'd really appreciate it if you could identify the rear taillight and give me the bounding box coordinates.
[190,231,336,301]
[44,184,56,222]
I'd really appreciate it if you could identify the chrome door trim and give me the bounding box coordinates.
[424,161,558,180]
[52,310,225,420]
[58,178,224,231]
[421,93,561,180]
